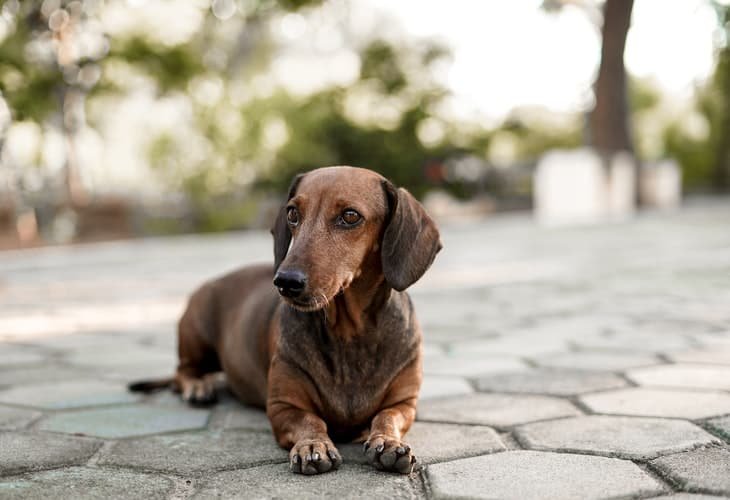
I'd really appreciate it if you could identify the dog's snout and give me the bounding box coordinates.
[273,269,307,298]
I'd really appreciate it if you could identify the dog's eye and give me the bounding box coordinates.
[339,209,362,226]
[286,207,299,227]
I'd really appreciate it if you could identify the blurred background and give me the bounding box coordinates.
[0,0,728,248]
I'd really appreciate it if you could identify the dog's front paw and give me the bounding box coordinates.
[364,435,416,474]
[289,437,342,475]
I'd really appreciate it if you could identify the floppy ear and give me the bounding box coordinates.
[272,174,304,271]
[381,180,442,291]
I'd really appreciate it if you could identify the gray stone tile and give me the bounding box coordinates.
[208,405,271,432]
[422,342,445,358]
[0,344,48,367]
[426,450,665,500]
[0,432,102,476]
[651,448,730,496]
[0,380,138,410]
[448,334,571,358]
[575,331,695,353]
[668,346,730,365]
[628,364,730,391]
[515,415,719,460]
[38,404,209,438]
[706,416,730,442]
[340,421,505,466]
[0,365,93,387]
[65,346,176,368]
[0,466,173,499]
[417,393,581,429]
[536,351,661,371]
[194,463,420,499]
[99,429,286,475]
[581,388,730,420]
[423,355,528,377]
[97,362,176,383]
[420,375,474,400]
[476,369,627,396]
[649,494,730,500]
[0,406,41,430]
[24,333,128,350]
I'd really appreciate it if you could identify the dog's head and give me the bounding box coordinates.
[271,166,441,311]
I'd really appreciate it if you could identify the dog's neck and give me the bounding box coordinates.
[323,258,391,342]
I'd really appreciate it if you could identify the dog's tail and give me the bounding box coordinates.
[128,377,175,393]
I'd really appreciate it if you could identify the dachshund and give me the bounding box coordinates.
[130,166,441,474]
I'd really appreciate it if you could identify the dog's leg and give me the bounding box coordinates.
[175,304,222,406]
[267,358,342,475]
[364,403,417,473]
[363,359,420,474]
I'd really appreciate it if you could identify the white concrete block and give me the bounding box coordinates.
[640,160,681,209]
[534,148,636,226]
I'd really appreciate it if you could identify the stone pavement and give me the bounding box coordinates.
[1,199,729,499]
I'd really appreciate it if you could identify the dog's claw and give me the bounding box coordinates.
[289,438,341,475]
[363,435,416,474]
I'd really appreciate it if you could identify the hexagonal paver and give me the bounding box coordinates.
[581,387,730,420]
[668,345,730,365]
[340,421,505,466]
[38,404,209,438]
[0,344,48,367]
[627,364,730,391]
[420,375,474,400]
[651,448,730,496]
[66,346,175,368]
[194,463,421,499]
[208,406,272,432]
[0,406,41,430]
[423,355,528,377]
[0,467,173,499]
[649,494,730,500]
[0,365,92,387]
[536,351,660,371]
[0,432,102,476]
[515,415,719,460]
[706,416,730,442]
[426,450,665,500]
[417,393,580,429]
[448,335,570,357]
[99,430,286,475]
[476,369,627,396]
[98,362,178,383]
[0,380,138,410]
[575,331,695,353]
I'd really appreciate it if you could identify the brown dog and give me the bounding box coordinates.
[130,166,441,474]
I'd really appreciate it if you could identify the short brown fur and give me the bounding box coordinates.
[130,166,441,474]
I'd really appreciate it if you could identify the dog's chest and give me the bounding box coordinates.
[314,341,397,421]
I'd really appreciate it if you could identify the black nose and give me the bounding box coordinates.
[273,269,307,298]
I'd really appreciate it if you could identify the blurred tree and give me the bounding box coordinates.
[590,0,634,155]
[252,39,456,198]
[662,1,729,192]
[543,0,635,155]
[709,1,729,191]
[0,0,108,208]
[0,0,323,237]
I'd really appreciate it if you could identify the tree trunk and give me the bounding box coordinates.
[712,44,730,191]
[590,0,634,155]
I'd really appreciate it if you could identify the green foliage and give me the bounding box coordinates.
[663,3,730,191]
[0,9,60,121]
[108,37,205,93]
[249,40,458,199]
[360,41,407,94]
[629,77,661,113]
